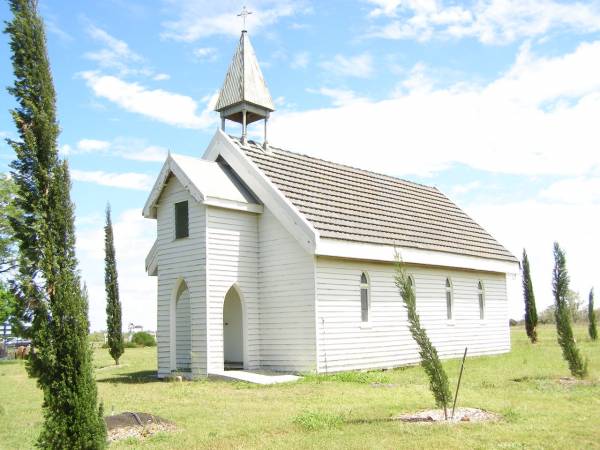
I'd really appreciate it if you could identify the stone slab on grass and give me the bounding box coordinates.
[395,407,499,424]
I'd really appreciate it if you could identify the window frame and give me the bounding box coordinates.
[174,200,189,240]
[360,272,370,324]
[477,280,485,320]
[445,277,454,321]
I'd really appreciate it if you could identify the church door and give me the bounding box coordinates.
[223,286,243,369]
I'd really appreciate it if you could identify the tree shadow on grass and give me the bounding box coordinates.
[97,370,160,384]
[344,417,396,425]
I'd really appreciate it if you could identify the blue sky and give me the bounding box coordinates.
[1,0,599,331]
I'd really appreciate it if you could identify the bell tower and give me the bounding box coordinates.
[214,7,275,148]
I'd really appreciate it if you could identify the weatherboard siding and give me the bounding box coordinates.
[156,177,206,378]
[206,206,260,372]
[258,208,316,372]
[315,257,509,373]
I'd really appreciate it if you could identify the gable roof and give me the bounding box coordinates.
[214,31,275,113]
[228,137,517,263]
[142,153,262,218]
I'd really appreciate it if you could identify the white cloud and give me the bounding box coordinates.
[121,145,168,162]
[161,0,305,42]
[61,137,169,163]
[77,139,111,152]
[540,177,600,204]
[269,41,600,177]
[467,198,600,319]
[77,209,156,331]
[320,53,374,78]
[366,0,600,44]
[451,180,482,196]
[59,144,72,156]
[71,169,154,191]
[193,47,218,62]
[85,24,170,81]
[85,24,144,73]
[45,18,73,42]
[290,51,310,69]
[81,71,218,129]
[308,87,369,107]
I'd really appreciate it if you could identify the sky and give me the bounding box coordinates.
[0,0,599,331]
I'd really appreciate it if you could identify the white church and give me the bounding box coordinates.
[143,29,519,379]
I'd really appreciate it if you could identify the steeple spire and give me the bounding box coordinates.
[215,15,275,148]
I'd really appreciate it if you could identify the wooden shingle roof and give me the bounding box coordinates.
[232,137,517,263]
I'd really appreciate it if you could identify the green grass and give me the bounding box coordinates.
[1,325,599,449]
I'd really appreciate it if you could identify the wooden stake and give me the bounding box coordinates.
[451,347,468,419]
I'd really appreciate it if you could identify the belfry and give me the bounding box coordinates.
[214,8,275,148]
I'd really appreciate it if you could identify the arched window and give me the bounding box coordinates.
[445,278,453,320]
[478,281,485,320]
[360,272,370,322]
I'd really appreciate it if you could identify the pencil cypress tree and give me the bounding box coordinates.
[589,288,598,341]
[104,204,123,365]
[552,242,587,379]
[521,249,538,343]
[5,1,106,447]
[394,254,452,419]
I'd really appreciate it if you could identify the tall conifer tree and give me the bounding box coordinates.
[521,249,538,343]
[589,288,598,341]
[5,1,106,447]
[552,243,587,378]
[104,204,123,365]
[395,255,452,419]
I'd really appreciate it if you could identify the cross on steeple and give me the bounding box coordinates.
[237,6,252,31]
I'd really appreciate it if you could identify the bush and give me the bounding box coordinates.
[131,332,156,347]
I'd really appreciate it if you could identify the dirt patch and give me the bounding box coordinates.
[105,412,175,442]
[557,377,594,387]
[394,407,499,424]
[370,383,398,388]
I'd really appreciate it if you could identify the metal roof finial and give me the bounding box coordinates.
[237,6,252,32]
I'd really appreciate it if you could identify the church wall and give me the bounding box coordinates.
[205,206,260,372]
[258,208,317,372]
[315,256,510,373]
[156,176,207,378]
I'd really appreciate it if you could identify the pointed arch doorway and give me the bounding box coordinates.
[223,286,244,370]
[171,279,191,372]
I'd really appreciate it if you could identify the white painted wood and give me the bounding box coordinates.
[258,208,316,372]
[202,130,318,254]
[205,206,259,372]
[155,177,207,378]
[316,257,510,373]
[316,238,520,274]
[143,153,261,219]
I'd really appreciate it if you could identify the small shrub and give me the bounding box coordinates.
[131,332,156,347]
[293,411,343,431]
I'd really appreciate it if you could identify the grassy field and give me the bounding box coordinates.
[1,325,599,449]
